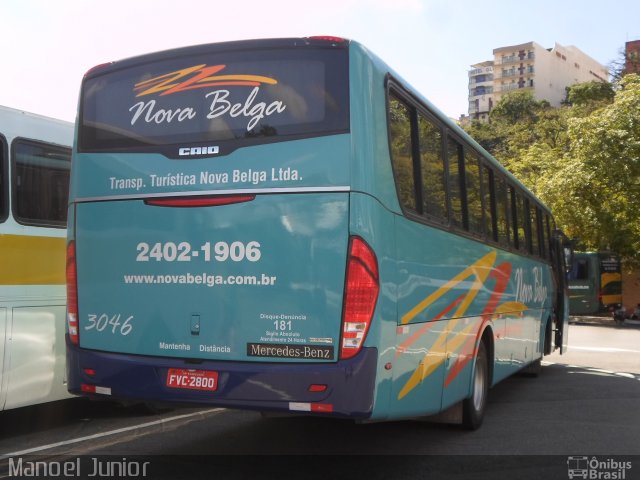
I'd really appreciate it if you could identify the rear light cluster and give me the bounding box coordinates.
[83,62,113,78]
[340,237,379,360]
[307,36,347,44]
[66,241,79,345]
[144,194,255,208]
[81,384,112,395]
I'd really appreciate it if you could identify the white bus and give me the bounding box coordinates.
[0,105,73,411]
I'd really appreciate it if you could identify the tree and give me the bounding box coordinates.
[565,81,615,110]
[462,76,640,266]
[561,74,640,261]
[489,90,548,124]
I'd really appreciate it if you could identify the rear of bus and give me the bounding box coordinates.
[66,38,383,418]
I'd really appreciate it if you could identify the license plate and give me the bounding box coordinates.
[166,368,218,392]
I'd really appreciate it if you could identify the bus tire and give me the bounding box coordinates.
[462,340,489,430]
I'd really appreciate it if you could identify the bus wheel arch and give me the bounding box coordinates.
[462,328,493,430]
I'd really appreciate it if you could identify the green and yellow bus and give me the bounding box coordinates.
[1,105,73,411]
[568,252,622,315]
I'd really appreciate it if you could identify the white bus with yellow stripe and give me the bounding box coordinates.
[0,105,72,411]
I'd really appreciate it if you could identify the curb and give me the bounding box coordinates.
[570,315,640,328]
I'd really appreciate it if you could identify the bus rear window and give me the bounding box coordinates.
[79,47,349,152]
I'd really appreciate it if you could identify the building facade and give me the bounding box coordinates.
[468,41,608,122]
[624,40,640,75]
[468,61,494,122]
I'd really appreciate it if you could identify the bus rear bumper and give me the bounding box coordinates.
[66,340,377,419]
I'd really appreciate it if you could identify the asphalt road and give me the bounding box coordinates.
[1,321,639,479]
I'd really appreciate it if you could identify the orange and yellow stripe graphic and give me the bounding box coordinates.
[134,64,278,97]
[397,251,527,399]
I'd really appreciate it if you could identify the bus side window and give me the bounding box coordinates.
[481,164,496,242]
[509,187,519,249]
[447,136,464,229]
[530,203,540,257]
[540,211,551,260]
[521,197,532,254]
[495,177,510,247]
[0,135,6,223]
[418,113,446,221]
[12,139,71,227]
[569,258,589,280]
[465,150,483,236]
[388,95,418,212]
[512,190,529,253]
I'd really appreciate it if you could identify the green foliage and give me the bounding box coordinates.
[463,76,640,267]
[489,90,548,124]
[566,81,615,107]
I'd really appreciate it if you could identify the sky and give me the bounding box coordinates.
[2,0,640,122]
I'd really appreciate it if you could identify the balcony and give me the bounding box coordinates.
[469,77,493,87]
[469,87,493,99]
[497,52,535,65]
[494,67,535,80]
[499,55,519,64]
[497,83,533,93]
[499,70,518,78]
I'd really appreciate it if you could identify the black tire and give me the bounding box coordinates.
[462,340,489,430]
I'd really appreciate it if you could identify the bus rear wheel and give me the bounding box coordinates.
[462,340,489,430]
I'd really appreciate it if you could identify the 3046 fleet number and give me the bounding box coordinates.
[136,241,261,262]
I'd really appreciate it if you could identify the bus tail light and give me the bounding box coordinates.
[340,237,379,360]
[81,384,112,396]
[307,36,347,43]
[66,241,79,345]
[144,195,255,208]
[84,62,113,78]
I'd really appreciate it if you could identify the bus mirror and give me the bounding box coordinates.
[552,230,574,273]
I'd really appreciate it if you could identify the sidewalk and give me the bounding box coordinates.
[570,315,640,327]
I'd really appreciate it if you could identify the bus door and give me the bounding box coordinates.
[552,231,571,354]
[568,254,598,314]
